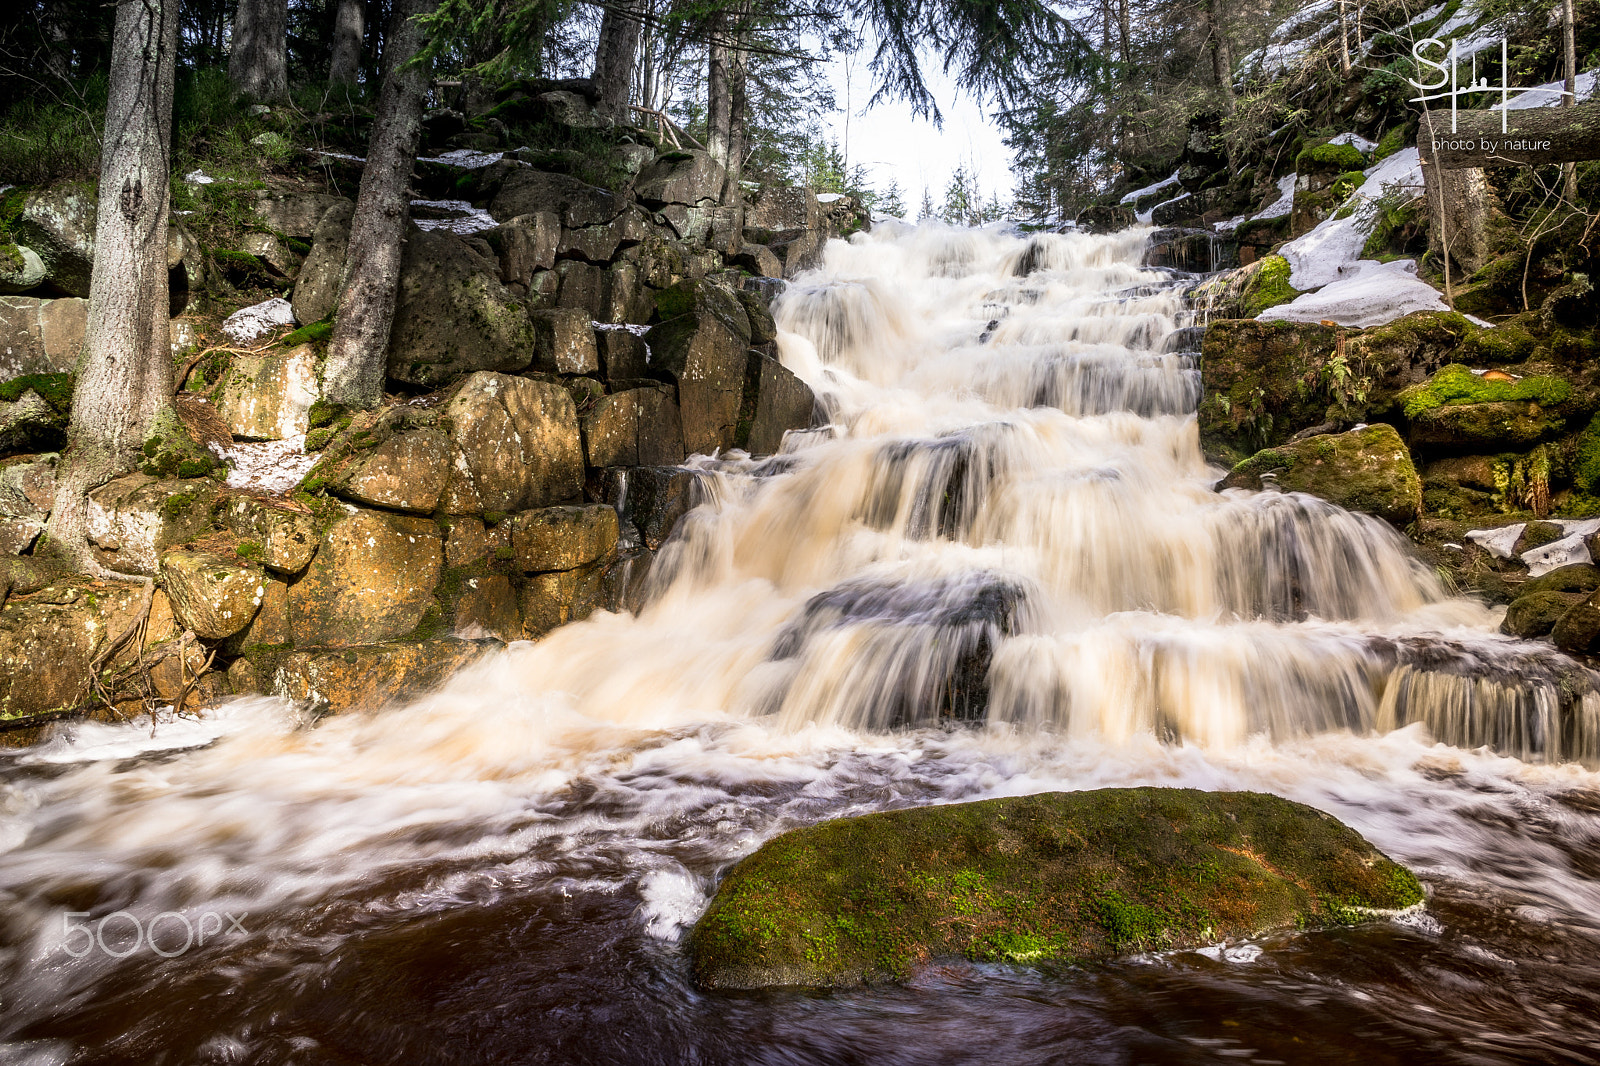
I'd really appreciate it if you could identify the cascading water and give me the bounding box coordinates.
[3,223,1600,1064]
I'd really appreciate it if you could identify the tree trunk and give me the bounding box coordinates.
[706,12,730,166]
[593,0,641,123]
[1564,0,1578,201]
[723,19,750,257]
[1205,0,1235,106]
[1337,0,1351,76]
[229,0,290,104]
[1421,100,1600,168]
[321,0,436,409]
[329,0,364,86]
[45,0,180,576]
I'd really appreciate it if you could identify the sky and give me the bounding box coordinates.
[819,52,1017,216]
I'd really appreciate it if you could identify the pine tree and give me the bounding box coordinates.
[919,186,937,221]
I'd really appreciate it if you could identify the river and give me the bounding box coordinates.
[2,223,1599,1064]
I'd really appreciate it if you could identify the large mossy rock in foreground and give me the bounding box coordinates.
[1219,423,1423,527]
[689,788,1421,990]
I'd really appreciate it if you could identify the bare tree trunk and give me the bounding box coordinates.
[329,0,364,86]
[1205,0,1235,106]
[45,0,179,576]
[1564,0,1578,201]
[1337,0,1351,76]
[706,12,730,166]
[593,0,641,123]
[321,0,436,409]
[723,16,749,257]
[229,0,290,104]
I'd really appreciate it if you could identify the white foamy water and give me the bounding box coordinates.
[3,222,1599,1061]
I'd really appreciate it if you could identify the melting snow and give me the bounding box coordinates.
[1120,170,1181,207]
[418,148,505,169]
[1251,172,1298,222]
[816,193,846,204]
[213,434,319,495]
[222,297,296,343]
[410,199,498,235]
[1467,519,1600,577]
[1492,70,1598,110]
[1327,132,1377,155]
[184,169,217,185]
[1258,259,1446,328]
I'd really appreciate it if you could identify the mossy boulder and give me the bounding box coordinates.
[1402,363,1580,449]
[690,788,1422,990]
[1219,424,1422,527]
[1295,141,1367,174]
[1238,254,1299,318]
[1502,590,1580,639]
[1197,319,1340,462]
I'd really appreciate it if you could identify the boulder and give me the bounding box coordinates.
[689,788,1422,990]
[645,311,749,455]
[557,207,648,263]
[0,387,65,454]
[584,386,684,468]
[1401,364,1581,450]
[0,582,150,719]
[1523,563,1600,596]
[489,170,622,230]
[221,576,291,651]
[597,329,649,382]
[0,242,46,293]
[601,260,649,324]
[553,259,609,318]
[530,308,599,374]
[600,465,699,551]
[443,515,491,567]
[332,426,452,514]
[386,230,540,388]
[13,185,97,296]
[217,343,320,440]
[657,204,714,244]
[520,563,607,637]
[439,373,584,513]
[488,212,559,288]
[0,454,56,523]
[730,243,783,279]
[85,475,219,576]
[744,187,819,232]
[1552,592,1600,654]
[1502,590,1580,639]
[218,496,319,574]
[770,229,822,276]
[506,504,619,572]
[634,150,725,207]
[159,550,266,640]
[288,509,444,647]
[446,571,521,642]
[268,639,489,713]
[253,193,351,239]
[1197,319,1342,463]
[237,231,303,278]
[737,353,814,455]
[290,199,354,327]
[1219,424,1423,527]
[0,296,87,379]
[735,288,778,346]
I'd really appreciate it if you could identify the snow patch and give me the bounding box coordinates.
[418,148,505,169]
[184,169,217,185]
[1466,519,1600,576]
[1327,132,1377,155]
[815,193,846,204]
[1120,170,1181,206]
[410,199,497,235]
[221,297,296,344]
[1258,259,1446,328]
[213,435,319,495]
[1492,70,1598,110]
[1251,172,1298,223]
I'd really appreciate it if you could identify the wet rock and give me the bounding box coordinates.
[634,150,725,207]
[221,576,291,652]
[530,309,599,374]
[730,243,783,279]
[0,242,46,293]
[253,192,351,239]
[13,185,97,296]
[601,547,653,614]
[1552,592,1600,654]
[440,373,584,513]
[490,170,622,229]
[268,639,489,713]
[386,230,539,388]
[657,204,714,243]
[597,330,649,382]
[1074,204,1135,233]
[217,343,320,440]
[583,386,685,468]
[735,289,778,346]
[146,637,211,702]
[1401,364,1582,450]
[690,788,1422,990]
[0,296,88,379]
[0,582,150,719]
[488,211,559,287]
[520,562,607,637]
[332,427,452,514]
[1197,319,1342,463]
[738,352,814,456]
[1220,424,1422,527]
[1523,564,1600,596]
[218,496,319,574]
[604,466,699,551]
[447,571,520,641]
[288,509,443,647]
[85,475,220,576]
[1502,590,1581,639]
[506,504,618,572]
[160,550,266,640]
[769,230,822,276]
[645,312,747,455]
[553,258,608,318]
[290,200,354,327]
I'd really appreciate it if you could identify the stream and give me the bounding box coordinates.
[2,223,1600,1065]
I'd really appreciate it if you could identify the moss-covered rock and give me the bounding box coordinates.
[1524,563,1600,596]
[1295,141,1367,173]
[1502,590,1581,639]
[1198,319,1341,461]
[1238,254,1299,318]
[1220,424,1422,527]
[1402,364,1583,450]
[690,788,1422,990]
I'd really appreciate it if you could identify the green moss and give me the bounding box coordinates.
[654,284,696,320]
[1331,170,1366,202]
[139,408,219,479]
[0,373,73,411]
[160,490,200,519]
[1401,364,1573,419]
[1574,413,1600,493]
[235,539,264,563]
[307,398,345,429]
[1374,125,1409,162]
[1295,142,1367,173]
[689,788,1422,990]
[1239,255,1300,317]
[303,427,336,453]
[279,319,334,347]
